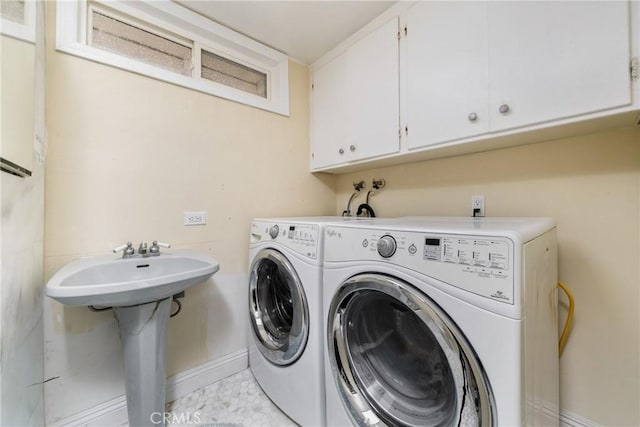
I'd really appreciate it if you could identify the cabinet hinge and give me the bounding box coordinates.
[631,58,639,81]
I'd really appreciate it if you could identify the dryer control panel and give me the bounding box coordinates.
[423,236,510,271]
[251,221,320,259]
[325,226,515,304]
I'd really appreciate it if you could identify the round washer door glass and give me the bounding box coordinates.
[328,273,495,427]
[249,248,309,366]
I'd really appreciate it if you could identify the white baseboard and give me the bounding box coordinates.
[50,349,248,427]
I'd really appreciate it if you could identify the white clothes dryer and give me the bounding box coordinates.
[248,217,382,427]
[322,217,559,427]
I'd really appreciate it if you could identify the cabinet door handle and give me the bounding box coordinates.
[468,112,478,122]
[339,148,344,155]
[349,145,356,152]
[498,104,510,114]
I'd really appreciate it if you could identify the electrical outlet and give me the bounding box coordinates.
[184,211,207,226]
[471,195,485,217]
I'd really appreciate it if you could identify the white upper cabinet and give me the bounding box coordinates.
[310,51,348,169]
[310,17,400,171]
[346,17,400,162]
[406,2,490,148]
[486,1,631,132]
[311,1,637,172]
[406,1,633,151]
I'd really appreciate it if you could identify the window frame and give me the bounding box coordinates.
[56,0,290,116]
[88,4,195,77]
[1,0,36,43]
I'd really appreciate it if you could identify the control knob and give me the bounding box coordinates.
[269,225,279,239]
[376,235,397,258]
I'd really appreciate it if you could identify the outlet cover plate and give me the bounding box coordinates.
[471,195,485,217]
[184,211,207,226]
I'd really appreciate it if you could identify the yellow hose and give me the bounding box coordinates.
[557,281,574,355]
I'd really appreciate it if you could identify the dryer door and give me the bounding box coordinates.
[328,273,495,427]
[249,248,309,366]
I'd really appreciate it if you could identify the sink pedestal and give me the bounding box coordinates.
[114,297,172,427]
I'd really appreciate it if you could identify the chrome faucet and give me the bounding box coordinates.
[138,242,148,255]
[112,241,171,258]
[113,242,136,258]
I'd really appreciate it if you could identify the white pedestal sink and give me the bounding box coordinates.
[46,251,219,426]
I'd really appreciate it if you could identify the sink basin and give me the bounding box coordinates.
[46,252,220,307]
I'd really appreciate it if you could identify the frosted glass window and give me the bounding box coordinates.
[90,10,192,76]
[1,1,25,23]
[201,50,267,98]
[56,1,289,114]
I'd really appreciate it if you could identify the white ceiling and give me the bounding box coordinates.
[176,1,396,64]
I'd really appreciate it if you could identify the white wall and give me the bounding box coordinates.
[334,126,640,426]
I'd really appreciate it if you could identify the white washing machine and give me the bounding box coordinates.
[322,217,559,427]
[248,217,382,426]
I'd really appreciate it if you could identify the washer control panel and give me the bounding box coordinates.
[325,226,515,304]
[251,221,319,259]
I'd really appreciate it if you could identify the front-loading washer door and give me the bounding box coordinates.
[328,273,495,427]
[249,248,309,366]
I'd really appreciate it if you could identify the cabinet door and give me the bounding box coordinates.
[346,17,400,161]
[310,52,348,169]
[406,1,489,150]
[488,1,631,131]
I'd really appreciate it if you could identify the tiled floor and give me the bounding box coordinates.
[165,369,298,427]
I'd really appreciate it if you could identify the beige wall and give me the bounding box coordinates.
[43,3,335,420]
[43,58,334,273]
[40,2,640,424]
[335,127,640,426]
[1,35,35,172]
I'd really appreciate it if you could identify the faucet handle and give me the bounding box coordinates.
[113,242,134,257]
[149,241,171,254]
